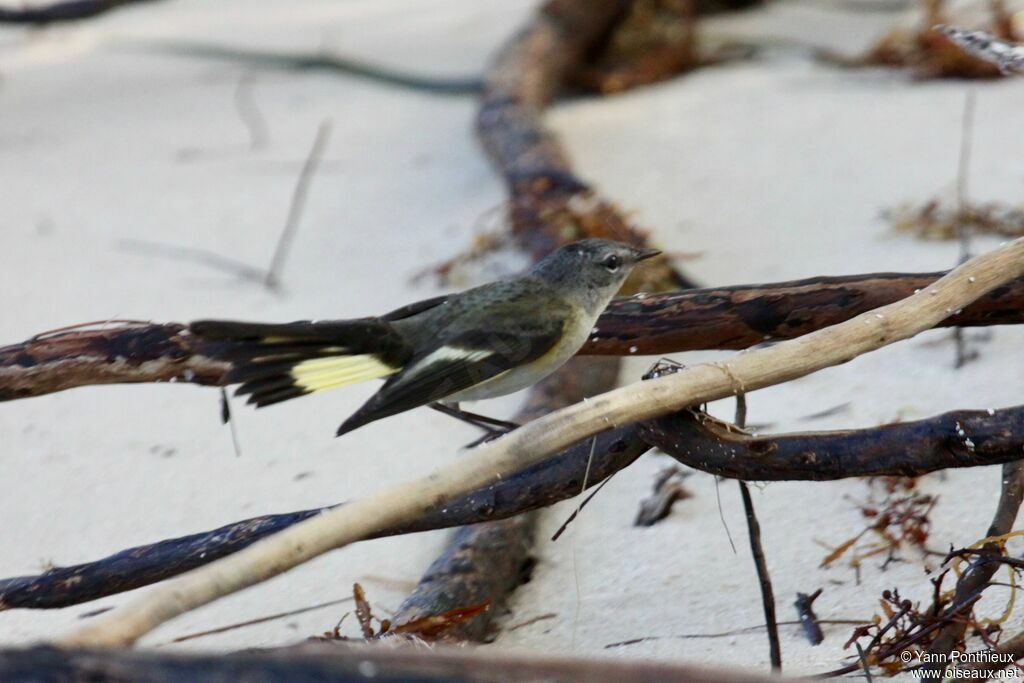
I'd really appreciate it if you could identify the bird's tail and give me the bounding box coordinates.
[190,318,410,407]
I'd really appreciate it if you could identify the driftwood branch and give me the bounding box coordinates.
[641,405,1024,480]
[2,272,1021,402]
[11,396,1024,612]
[57,237,1024,647]
[0,322,229,401]
[0,643,777,683]
[0,425,645,611]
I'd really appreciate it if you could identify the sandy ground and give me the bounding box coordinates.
[0,0,1023,677]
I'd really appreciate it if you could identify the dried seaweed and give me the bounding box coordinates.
[321,583,489,643]
[888,198,1024,240]
[819,477,937,572]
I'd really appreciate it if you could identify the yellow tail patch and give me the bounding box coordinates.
[291,354,397,393]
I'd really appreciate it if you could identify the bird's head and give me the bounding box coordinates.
[531,238,661,307]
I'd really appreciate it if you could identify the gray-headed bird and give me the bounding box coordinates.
[190,239,658,437]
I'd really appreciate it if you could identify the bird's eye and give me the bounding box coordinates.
[602,254,621,272]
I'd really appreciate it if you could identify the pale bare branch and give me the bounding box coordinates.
[59,236,1024,648]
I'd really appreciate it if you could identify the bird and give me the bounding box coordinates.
[190,238,659,438]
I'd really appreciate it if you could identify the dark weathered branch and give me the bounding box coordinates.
[0,322,229,401]
[0,424,645,610]
[3,272,1022,402]
[476,0,692,293]
[587,272,1024,355]
[641,406,1024,480]
[388,520,531,642]
[0,0,162,23]
[0,643,777,683]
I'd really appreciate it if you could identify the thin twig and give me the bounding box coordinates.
[146,41,484,95]
[264,120,332,289]
[604,618,872,649]
[953,90,977,368]
[117,238,267,282]
[855,641,874,683]
[167,596,352,644]
[234,72,269,151]
[552,476,613,541]
[738,505,781,666]
[715,476,738,554]
[736,395,781,671]
[734,395,780,668]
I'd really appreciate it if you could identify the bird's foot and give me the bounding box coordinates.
[462,425,518,449]
[429,402,520,447]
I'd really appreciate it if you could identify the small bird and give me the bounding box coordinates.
[191,239,659,437]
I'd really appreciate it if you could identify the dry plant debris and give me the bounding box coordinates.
[938,23,1024,73]
[851,0,1017,79]
[843,581,961,676]
[836,530,1024,676]
[819,477,937,572]
[320,583,489,642]
[574,0,700,94]
[888,198,1024,240]
[634,465,693,526]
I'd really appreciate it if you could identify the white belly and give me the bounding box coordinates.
[445,308,597,403]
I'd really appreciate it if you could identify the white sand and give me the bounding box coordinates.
[0,0,1022,677]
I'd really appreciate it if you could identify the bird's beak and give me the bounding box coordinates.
[634,247,661,262]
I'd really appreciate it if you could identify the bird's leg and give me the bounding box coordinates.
[429,402,520,447]
[429,402,520,431]
[452,406,520,431]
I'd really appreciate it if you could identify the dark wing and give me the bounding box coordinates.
[335,323,563,436]
[380,294,449,321]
